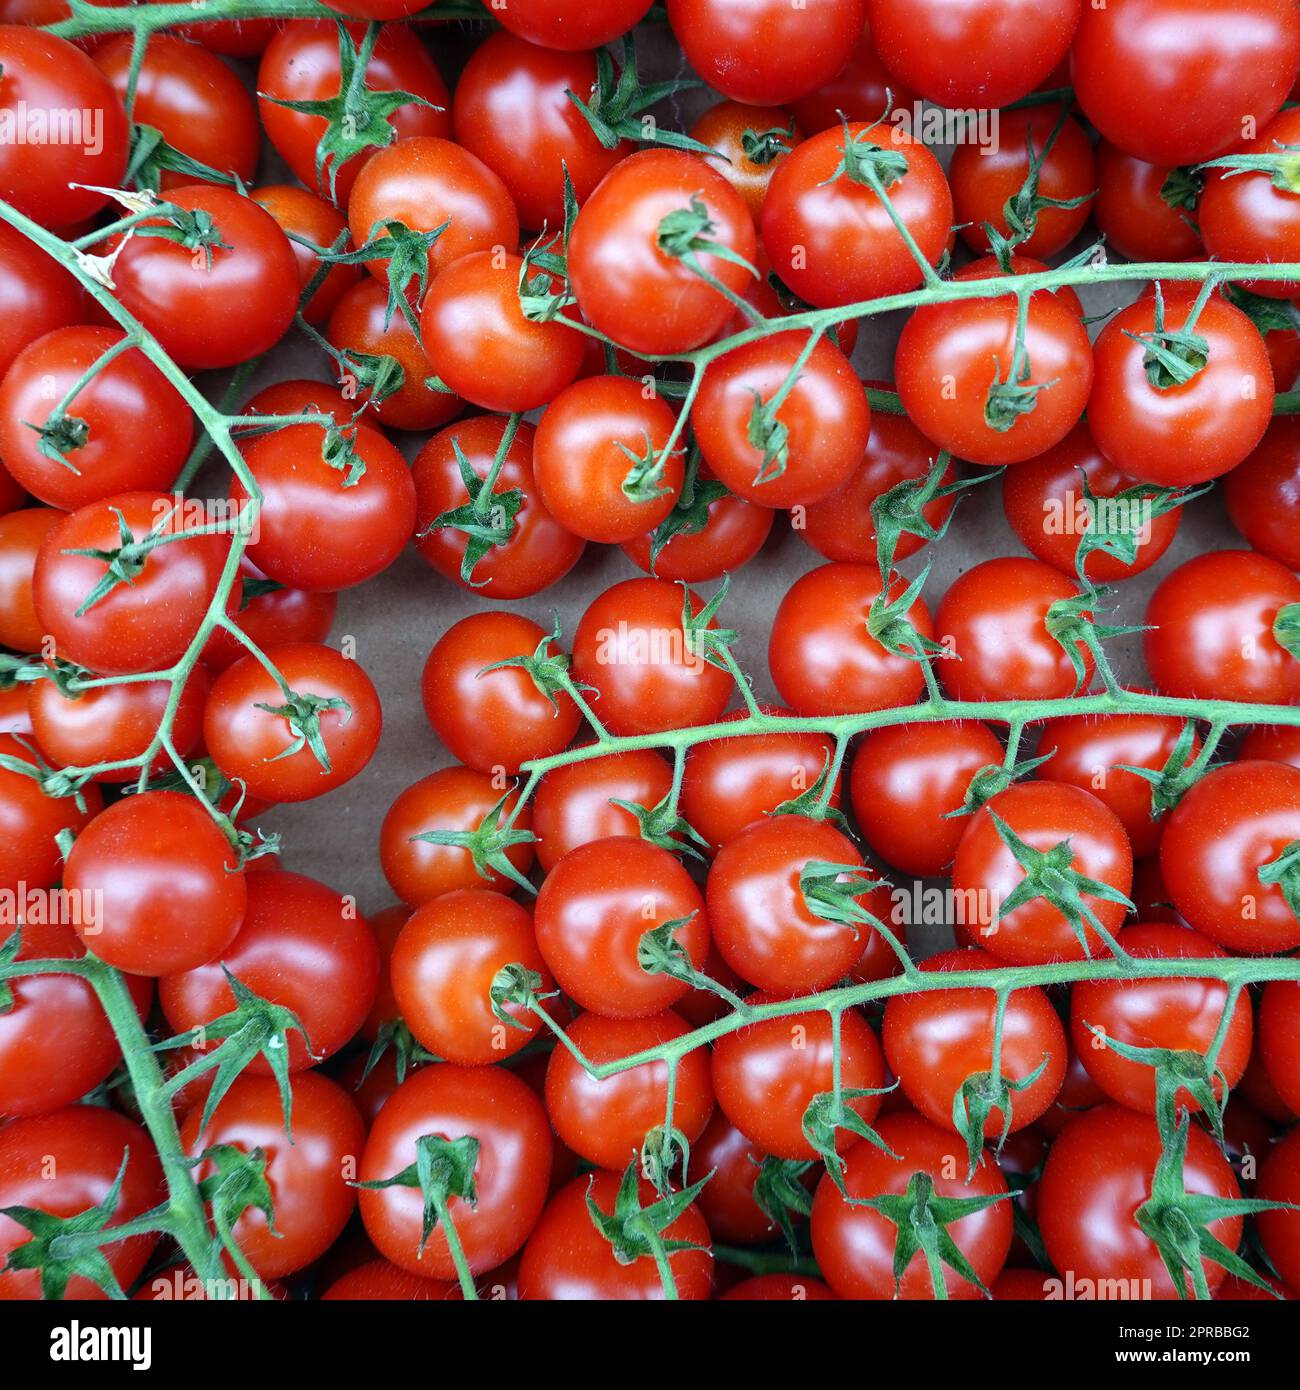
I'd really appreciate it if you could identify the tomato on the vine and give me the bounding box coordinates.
[1225,417,1300,571]
[0,732,101,893]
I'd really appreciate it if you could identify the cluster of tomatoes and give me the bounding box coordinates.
[1,0,1300,1308]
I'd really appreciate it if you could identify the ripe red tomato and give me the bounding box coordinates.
[1093,140,1204,262]
[1225,417,1300,570]
[952,782,1134,965]
[492,0,654,49]
[422,610,580,775]
[707,814,871,994]
[204,643,382,803]
[571,577,733,736]
[33,490,231,676]
[1071,0,1300,166]
[621,477,773,582]
[182,1072,365,1279]
[694,331,870,509]
[935,556,1094,703]
[0,732,101,892]
[769,563,933,715]
[951,253,1085,318]
[380,766,534,905]
[321,1260,452,1301]
[257,21,451,204]
[1071,923,1253,1114]
[724,1274,838,1301]
[203,559,338,674]
[850,720,1004,878]
[1239,724,1300,770]
[682,710,839,851]
[0,327,192,510]
[811,1111,1013,1300]
[713,1000,885,1160]
[412,415,584,599]
[1258,1125,1300,1290]
[0,26,129,227]
[544,1009,713,1170]
[884,948,1066,1136]
[1088,290,1274,486]
[895,290,1092,467]
[689,103,801,222]
[1144,550,1300,705]
[111,187,299,370]
[0,1107,162,1300]
[950,107,1095,260]
[789,23,910,133]
[1038,1103,1242,1298]
[1001,424,1182,584]
[866,0,1080,108]
[693,1110,794,1245]
[531,746,673,872]
[160,868,378,1071]
[533,375,684,542]
[63,790,246,976]
[452,33,625,231]
[567,149,757,356]
[251,184,361,325]
[519,1170,713,1301]
[0,506,59,651]
[1259,980,1300,1115]
[359,1064,553,1279]
[0,223,84,379]
[762,121,951,310]
[1160,760,1300,953]
[535,836,708,1019]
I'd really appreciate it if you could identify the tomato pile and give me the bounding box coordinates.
[2,0,1300,1311]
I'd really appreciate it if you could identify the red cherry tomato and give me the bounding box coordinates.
[251,183,361,325]
[1259,979,1300,1115]
[690,103,801,222]
[0,222,84,379]
[0,731,101,893]
[1094,141,1203,262]
[492,0,655,51]
[1225,417,1300,570]
[788,21,913,134]
[621,474,774,582]
[1258,1126,1300,1291]
[203,559,338,674]
[0,506,59,651]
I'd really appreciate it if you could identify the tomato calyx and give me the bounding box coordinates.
[199,1142,277,1263]
[618,433,680,506]
[1273,602,1300,663]
[989,104,1094,265]
[31,409,89,474]
[641,451,731,573]
[753,1156,815,1255]
[987,810,1133,957]
[680,576,740,671]
[328,217,449,335]
[1257,837,1300,921]
[1223,282,1300,335]
[770,753,850,829]
[800,861,882,941]
[656,197,758,280]
[869,450,980,580]
[252,688,353,773]
[1159,166,1203,215]
[741,123,797,168]
[62,503,176,617]
[984,322,1056,433]
[638,915,746,1009]
[1198,142,1300,196]
[357,1132,480,1263]
[488,961,553,1031]
[300,313,407,409]
[853,1169,1012,1300]
[1116,719,1202,817]
[1125,281,1213,390]
[821,120,910,194]
[0,737,97,809]
[361,1016,433,1091]
[478,615,584,713]
[585,1161,711,1276]
[409,790,537,895]
[125,123,238,197]
[1044,589,1140,694]
[610,793,711,861]
[1134,1111,1290,1301]
[952,1058,1051,1181]
[420,433,526,588]
[134,204,231,271]
[866,565,946,662]
[948,752,1055,821]
[802,1086,897,1195]
[1069,473,1208,587]
[260,22,440,205]
[1,1152,149,1300]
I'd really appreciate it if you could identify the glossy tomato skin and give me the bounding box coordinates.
[544,1010,713,1170]
[160,869,378,1072]
[1239,724,1300,770]
[205,643,382,803]
[724,1274,837,1300]
[1070,923,1253,1115]
[534,836,708,1019]
[0,1107,162,1300]
[1088,291,1274,486]
[452,33,625,230]
[257,21,451,203]
[0,733,101,893]
[33,490,231,676]
[0,223,84,379]
[1144,551,1300,705]
[713,1000,885,1160]
[492,0,654,50]
[519,1170,713,1301]
[531,746,673,872]
[769,562,932,716]
[1259,980,1300,1115]
[1225,417,1300,570]
[63,791,247,976]
[1257,1126,1300,1290]
[851,720,1004,878]
[0,26,128,227]
[895,291,1092,467]
[204,559,338,674]
[867,0,1080,108]
[1159,761,1300,953]
[183,1072,365,1280]
[706,815,869,994]
[0,506,59,651]
[0,327,192,510]
[694,331,870,509]
[111,187,299,370]
[251,184,361,325]
[571,577,733,736]
[690,103,801,221]
[682,710,839,852]
[668,0,864,105]
[533,375,683,542]
[1001,424,1182,584]
[1035,709,1195,859]
[413,415,584,599]
[391,890,550,1064]
[567,149,757,356]
[321,1260,453,1301]
[1038,1103,1242,1299]
[693,1110,787,1244]
[621,482,773,582]
[762,122,951,310]
[789,22,914,133]
[884,948,1066,1136]
[811,1111,1013,1300]
[953,782,1134,965]
[360,1064,553,1279]
[0,919,151,1117]
[1093,141,1204,262]
[1071,0,1300,167]
[233,422,415,593]
[422,611,581,775]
